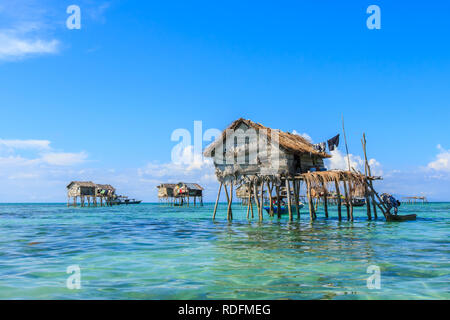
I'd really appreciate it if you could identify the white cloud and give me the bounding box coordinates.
[326,149,383,176]
[427,145,450,172]
[292,130,312,143]
[0,30,59,60]
[139,145,215,182]
[41,151,88,166]
[0,139,51,150]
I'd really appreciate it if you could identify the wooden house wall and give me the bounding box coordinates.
[211,122,326,175]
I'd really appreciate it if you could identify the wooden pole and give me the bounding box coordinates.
[293,179,300,219]
[342,115,351,171]
[250,184,254,218]
[276,185,281,218]
[259,182,264,221]
[286,178,293,221]
[348,181,354,221]
[306,179,314,221]
[362,134,372,220]
[228,184,233,220]
[253,182,260,215]
[322,180,328,218]
[334,180,342,220]
[246,183,252,219]
[343,180,350,220]
[267,181,274,217]
[213,182,223,220]
[362,133,378,219]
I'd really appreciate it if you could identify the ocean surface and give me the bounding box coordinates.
[0,202,448,300]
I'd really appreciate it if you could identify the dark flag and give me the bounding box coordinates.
[327,134,340,151]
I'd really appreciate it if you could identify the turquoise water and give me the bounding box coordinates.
[0,202,448,299]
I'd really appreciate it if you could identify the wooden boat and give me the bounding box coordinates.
[345,197,366,207]
[386,214,417,221]
[110,197,142,205]
[264,203,304,215]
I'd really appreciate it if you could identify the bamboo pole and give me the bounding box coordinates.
[213,182,223,220]
[286,178,293,221]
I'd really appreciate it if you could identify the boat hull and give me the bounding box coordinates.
[264,204,304,215]
[386,214,417,221]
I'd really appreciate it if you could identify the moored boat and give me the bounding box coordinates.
[264,202,304,215]
[386,214,417,221]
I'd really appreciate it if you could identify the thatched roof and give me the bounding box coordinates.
[179,183,204,191]
[96,184,115,191]
[67,181,96,189]
[203,118,331,158]
[157,183,177,189]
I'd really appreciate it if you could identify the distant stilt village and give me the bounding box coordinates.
[67,181,141,207]
[67,118,418,222]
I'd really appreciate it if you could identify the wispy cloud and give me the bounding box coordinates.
[292,130,312,143]
[0,29,59,60]
[0,138,51,150]
[326,148,383,176]
[427,144,450,173]
[41,151,88,166]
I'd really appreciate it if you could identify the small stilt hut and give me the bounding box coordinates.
[204,118,388,221]
[157,182,204,206]
[67,181,117,207]
[96,184,116,206]
[157,183,176,205]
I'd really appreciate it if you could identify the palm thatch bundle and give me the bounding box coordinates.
[301,170,368,197]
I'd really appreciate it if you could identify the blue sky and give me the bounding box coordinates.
[0,0,449,201]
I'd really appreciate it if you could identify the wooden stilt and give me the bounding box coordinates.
[276,185,281,218]
[322,180,328,218]
[286,178,293,221]
[227,184,233,220]
[306,179,314,221]
[348,181,354,221]
[213,182,223,220]
[334,180,342,220]
[259,182,264,221]
[267,181,274,217]
[253,182,260,214]
[246,183,252,219]
[293,179,300,219]
[343,180,350,220]
[250,183,254,218]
